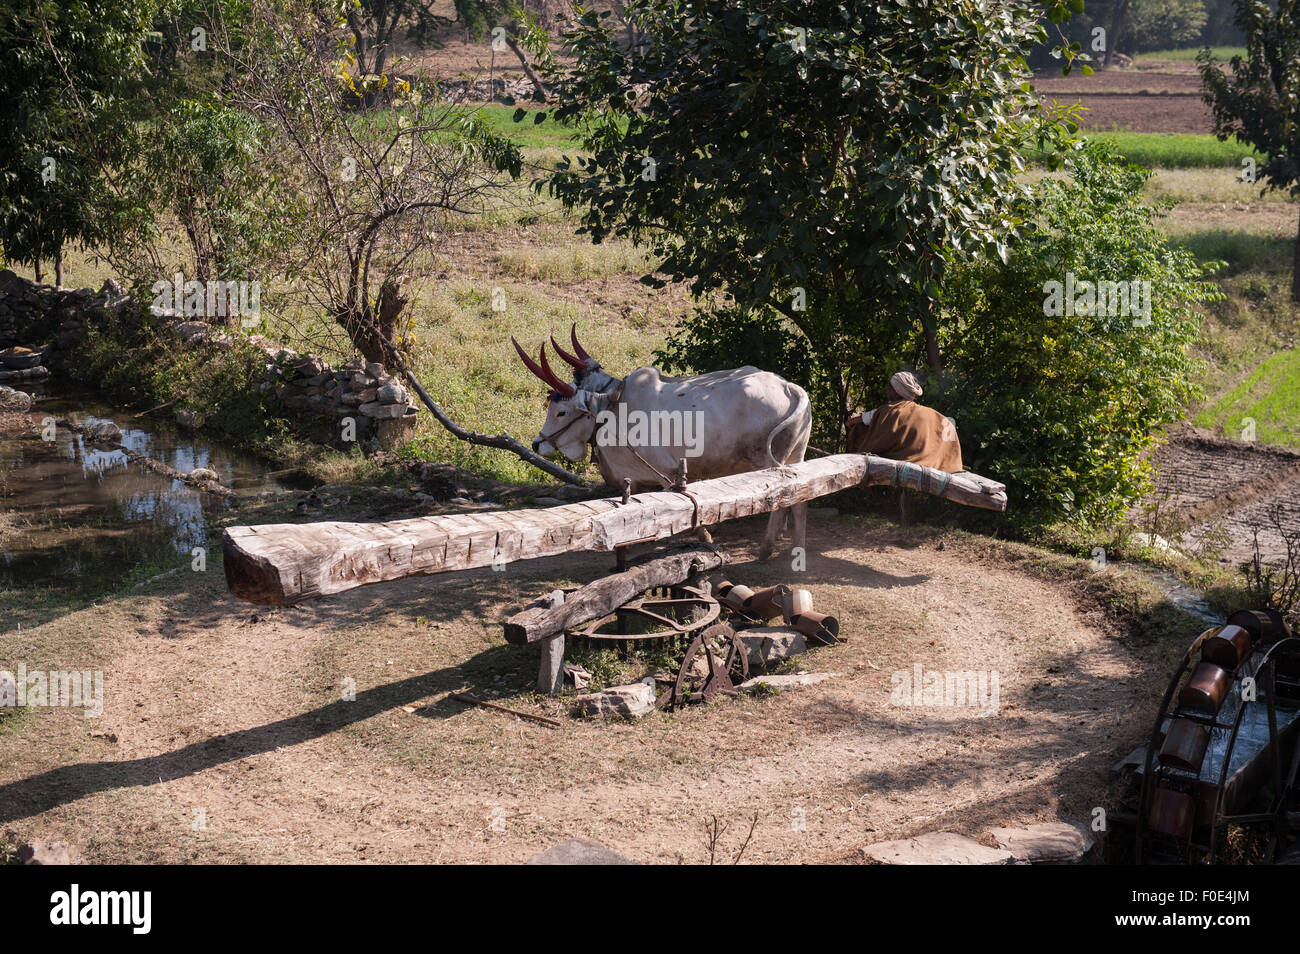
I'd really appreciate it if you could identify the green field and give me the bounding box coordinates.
[1028,132,1263,169]
[1132,46,1248,63]
[1091,131,1262,168]
[1195,347,1300,447]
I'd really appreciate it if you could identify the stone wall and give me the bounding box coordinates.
[0,269,421,448]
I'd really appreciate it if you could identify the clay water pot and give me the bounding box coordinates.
[1179,662,1231,715]
[1201,625,1253,672]
[1148,786,1196,838]
[1159,718,1211,773]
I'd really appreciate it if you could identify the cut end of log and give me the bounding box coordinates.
[222,528,292,605]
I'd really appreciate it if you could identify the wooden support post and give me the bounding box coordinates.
[537,589,566,694]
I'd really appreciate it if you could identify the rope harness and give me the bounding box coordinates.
[592,379,702,528]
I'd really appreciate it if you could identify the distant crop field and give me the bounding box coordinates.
[475,102,581,151]
[1195,349,1300,448]
[1132,46,1247,63]
[1090,131,1262,168]
[1027,132,1262,169]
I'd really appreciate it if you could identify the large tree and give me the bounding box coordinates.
[540,0,1080,425]
[0,0,159,284]
[211,0,525,362]
[1201,0,1300,301]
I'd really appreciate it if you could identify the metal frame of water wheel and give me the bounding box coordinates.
[659,622,749,711]
[563,583,721,656]
[1136,634,1300,864]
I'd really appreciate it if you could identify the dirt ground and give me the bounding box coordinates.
[1150,428,1300,566]
[0,509,1189,864]
[1034,61,1213,134]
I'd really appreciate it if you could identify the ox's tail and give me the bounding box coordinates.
[765,383,811,468]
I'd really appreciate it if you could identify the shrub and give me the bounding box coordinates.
[938,142,1221,530]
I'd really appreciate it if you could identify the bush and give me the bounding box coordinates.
[76,310,287,450]
[938,142,1221,530]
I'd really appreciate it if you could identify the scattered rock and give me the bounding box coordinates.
[862,832,1014,866]
[0,669,16,707]
[0,385,31,410]
[359,401,408,419]
[17,840,84,865]
[525,838,636,865]
[988,822,1094,864]
[1132,531,1173,552]
[294,355,328,377]
[737,626,807,669]
[376,383,408,404]
[738,671,840,691]
[575,682,656,719]
[173,320,209,342]
[534,496,563,506]
[563,664,591,690]
[85,421,122,444]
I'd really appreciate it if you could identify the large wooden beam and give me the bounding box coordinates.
[222,454,1007,605]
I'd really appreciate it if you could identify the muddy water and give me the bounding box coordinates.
[0,387,297,601]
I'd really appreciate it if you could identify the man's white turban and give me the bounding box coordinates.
[890,370,923,400]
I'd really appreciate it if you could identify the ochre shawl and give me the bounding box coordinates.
[845,400,964,473]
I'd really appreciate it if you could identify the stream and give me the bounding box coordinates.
[0,384,299,603]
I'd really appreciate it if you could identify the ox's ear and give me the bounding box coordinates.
[572,388,611,415]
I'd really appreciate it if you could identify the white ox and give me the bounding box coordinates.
[513,326,812,559]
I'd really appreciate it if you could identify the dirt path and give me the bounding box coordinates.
[0,517,1181,864]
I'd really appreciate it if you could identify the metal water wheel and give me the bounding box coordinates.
[564,583,720,656]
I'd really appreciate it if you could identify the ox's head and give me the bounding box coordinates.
[513,333,604,462]
[548,323,617,393]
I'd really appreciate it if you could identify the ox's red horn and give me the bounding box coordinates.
[512,336,552,387]
[550,333,585,370]
[570,323,592,364]
[539,343,576,397]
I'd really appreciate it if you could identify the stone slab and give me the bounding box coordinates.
[988,822,1094,864]
[863,831,1014,866]
[525,838,636,865]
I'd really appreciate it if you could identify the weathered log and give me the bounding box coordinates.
[222,454,1007,605]
[504,544,725,644]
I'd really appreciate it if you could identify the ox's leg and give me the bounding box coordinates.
[791,501,807,560]
[758,507,789,561]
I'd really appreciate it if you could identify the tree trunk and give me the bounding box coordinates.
[33,258,42,283]
[1293,206,1300,303]
[55,251,64,288]
[924,327,942,374]
[506,37,548,101]
[340,277,407,365]
[1107,0,1131,65]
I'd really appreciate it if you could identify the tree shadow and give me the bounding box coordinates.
[0,642,522,826]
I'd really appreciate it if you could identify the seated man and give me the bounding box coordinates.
[845,370,964,473]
